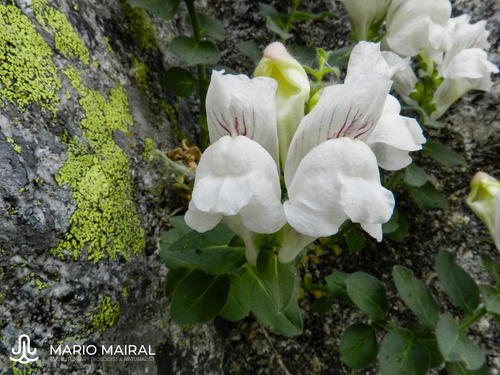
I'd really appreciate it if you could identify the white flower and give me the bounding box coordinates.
[384,0,452,63]
[466,172,500,251]
[431,15,499,119]
[185,72,287,256]
[340,0,391,41]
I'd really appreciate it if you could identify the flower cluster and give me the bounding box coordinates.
[342,0,499,119]
[185,42,425,263]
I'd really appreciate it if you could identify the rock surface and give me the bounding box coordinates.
[0,0,499,374]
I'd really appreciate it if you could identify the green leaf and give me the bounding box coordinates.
[162,67,197,97]
[219,273,250,321]
[436,249,480,314]
[346,229,365,252]
[258,3,287,27]
[197,13,225,41]
[243,265,302,335]
[292,11,332,21]
[166,267,193,293]
[479,285,500,315]
[340,323,378,370]
[407,181,448,209]
[326,45,353,69]
[212,65,239,75]
[383,209,409,240]
[422,139,467,167]
[436,312,485,370]
[159,216,193,268]
[414,331,444,369]
[379,329,431,375]
[237,41,263,64]
[126,0,181,20]
[287,45,317,68]
[168,36,220,65]
[346,272,389,322]
[311,295,333,313]
[170,269,230,325]
[265,18,293,40]
[163,222,246,274]
[325,271,352,304]
[257,249,296,312]
[404,164,428,187]
[446,362,490,375]
[480,253,500,282]
[393,266,439,327]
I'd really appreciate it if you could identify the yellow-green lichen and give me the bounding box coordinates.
[104,36,113,54]
[122,2,159,50]
[32,0,90,65]
[161,100,186,140]
[0,4,61,113]
[133,57,149,94]
[52,66,145,263]
[89,296,120,331]
[142,137,155,158]
[35,279,48,290]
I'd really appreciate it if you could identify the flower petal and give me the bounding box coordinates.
[206,71,280,164]
[284,138,394,239]
[190,135,285,234]
[365,95,425,170]
[285,73,392,184]
[185,201,222,232]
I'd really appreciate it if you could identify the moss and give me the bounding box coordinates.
[122,2,159,50]
[32,0,90,65]
[88,295,120,332]
[52,66,145,263]
[143,137,155,158]
[133,57,149,94]
[0,4,61,113]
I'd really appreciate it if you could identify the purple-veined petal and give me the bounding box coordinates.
[190,135,285,234]
[284,138,394,239]
[365,95,425,170]
[206,71,280,164]
[285,73,392,184]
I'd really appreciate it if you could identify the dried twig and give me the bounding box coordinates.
[258,321,292,375]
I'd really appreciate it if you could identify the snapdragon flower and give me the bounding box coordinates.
[186,42,425,264]
[431,15,499,119]
[340,0,390,41]
[384,0,452,64]
[466,172,500,252]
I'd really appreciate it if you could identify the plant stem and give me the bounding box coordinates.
[458,307,488,331]
[185,0,208,149]
[301,282,329,293]
[385,170,403,190]
[281,0,300,43]
[328,222,357,243]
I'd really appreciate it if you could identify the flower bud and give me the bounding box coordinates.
[466,172,500,251]
[254,42,310,166]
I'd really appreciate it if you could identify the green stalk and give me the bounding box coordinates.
[185,0,209,149]
[458,307,488,331]
[301,282,330,294]
[384,170,403,190]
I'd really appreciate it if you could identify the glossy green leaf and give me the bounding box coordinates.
[311,295,333,313]
[219,273,250,321]
[422,139,467,167]
[168,36,220,65]
[383,209,409,240]
[237,41,263,64]
[407,181,448,209]
[265,18,293,40]
[414,331,444,369]
[257,249,296,312]
[243,265,302,335]
[159,216,193,268]
[258,3,287,27]
[166,267,193,293]
[479,285,500,315]
[162,67,196,97]
[481,253,500,282]
[393,266,439,327]
[127,0,181,20]
[379,329,431,375]
[404,164,428,187]
[340,323,378,370]
[326,45,353,69]
[346,229,365,252]
[325,271,352,304]
[288,45,317,68]
[170,269,230,325]
[197,13,225,41]
[436,312,485,370]
[436,249,480,314]
[346,272,389,322]
[446,362,490,375]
